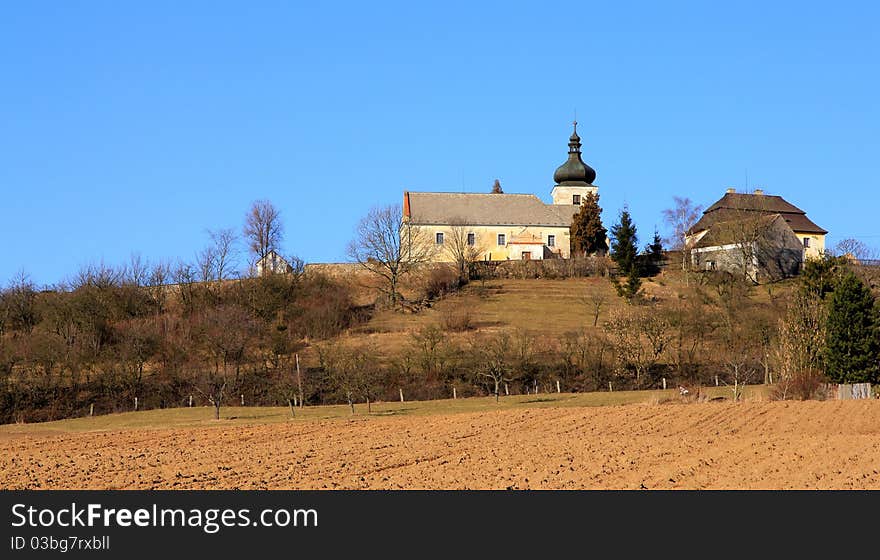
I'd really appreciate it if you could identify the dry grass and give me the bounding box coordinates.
[0,385,769,436]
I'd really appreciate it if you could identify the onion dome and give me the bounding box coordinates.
[553,121,596,185]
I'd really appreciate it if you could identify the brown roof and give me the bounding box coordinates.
[404,191,573,227]
[692,214,790,248]
[688,192,827,235]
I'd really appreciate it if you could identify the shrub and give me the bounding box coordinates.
[420,266,460,301]
[440,303,473,332]
[770,369,828,401]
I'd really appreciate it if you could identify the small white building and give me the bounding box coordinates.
[255,250,293,276]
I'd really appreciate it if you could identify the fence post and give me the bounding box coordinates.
[715,375,719,387]
[453,387,457,400]
[89,403,94,417]
[295,353,304,409]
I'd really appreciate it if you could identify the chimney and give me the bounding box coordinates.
[725,187,736,194]
[753,188,764,195]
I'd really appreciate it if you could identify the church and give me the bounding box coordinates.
[403,123,597,261]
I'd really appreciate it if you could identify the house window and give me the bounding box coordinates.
[435,232,444,245]
[547,234,555,247]
[803,237,810,248]
[572,194,581,205]
[467,232,475,246]
[497,234,506,246]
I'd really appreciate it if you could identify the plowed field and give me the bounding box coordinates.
[3,400,880,489]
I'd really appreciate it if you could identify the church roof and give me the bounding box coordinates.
[688,191,827,235]
[404,192,574,227]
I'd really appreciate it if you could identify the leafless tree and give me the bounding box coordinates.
[347,204,437,307]
[712,213,795,284]
[604,307,671,387]
[125,253,150,287]
[663,197,703,283]
[662,196,703,250]
[580,291,606,327]
[316,343,375,414]
[445,218,483,283]
[191,305,257,420]
[196,244,217,283]
[471,332,516,402]
[243,200,284,266]
[771,292,827,398]
[209,228,239,281]
[1,271,40,335]
[832,238,876,262]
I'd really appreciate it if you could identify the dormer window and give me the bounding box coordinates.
[572,194,581,205]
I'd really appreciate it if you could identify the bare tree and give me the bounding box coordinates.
[663,197,703,283]
[191,305,257,420]
[317,343,373,414]
[604,307,671,387]
[662,196,703,250]
[196,244,218,283]
[209,228,240,281]
[243,200,284,267]
[347,204,437,307]
[125,253,150,287]
[832,238,876,262]
[471,332,516,403]
[445,218,483,283]
[771,291,827,398]
[712,213,796,284]
[580,291,606,327]
[1,271,40,335]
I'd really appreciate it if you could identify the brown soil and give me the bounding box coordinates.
[3,400,880,490]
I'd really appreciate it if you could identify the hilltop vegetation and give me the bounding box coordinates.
[1,252,878,424]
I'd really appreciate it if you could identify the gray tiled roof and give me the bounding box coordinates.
[405,192,574,227]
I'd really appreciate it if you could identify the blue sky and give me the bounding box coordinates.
[1,1,878,287]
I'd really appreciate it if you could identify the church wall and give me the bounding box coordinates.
[412,224,572,262]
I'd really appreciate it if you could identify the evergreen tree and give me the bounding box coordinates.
[569,192,608,256]
[610,207,638,273]
[490,179,503,194]
[643,228,664,276]
[824,271,880,383]
[610,207,641,301]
